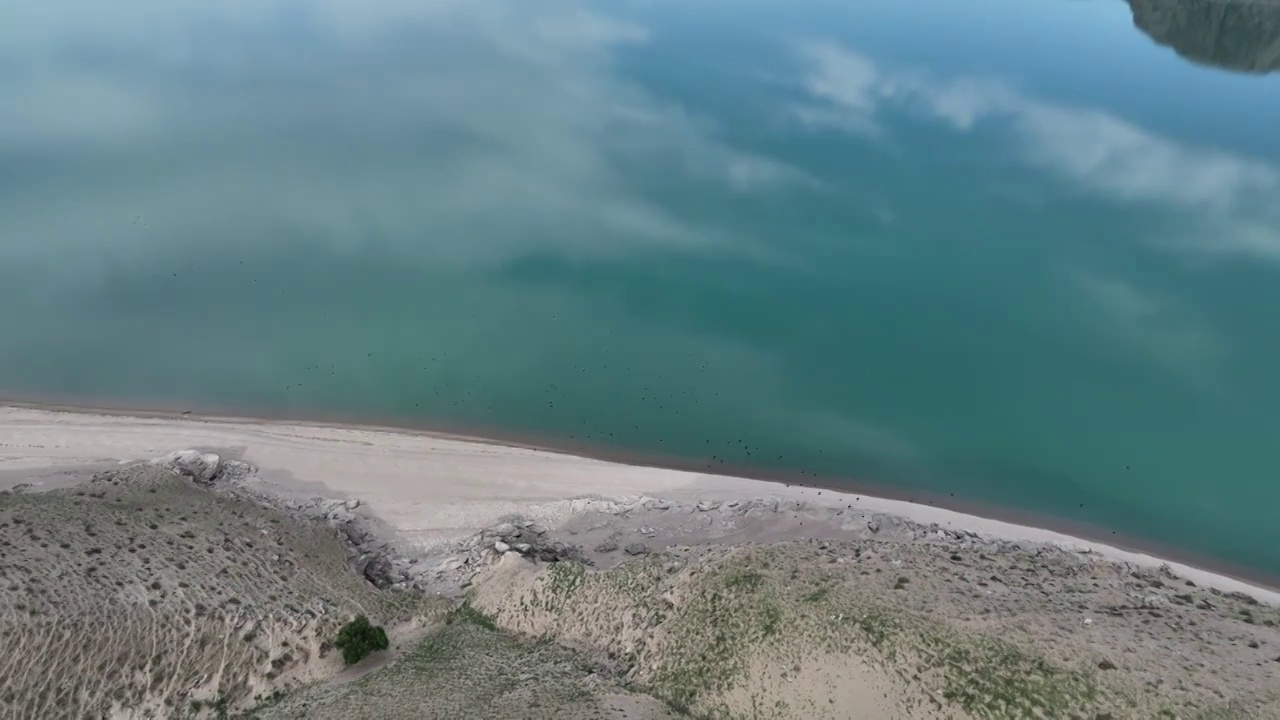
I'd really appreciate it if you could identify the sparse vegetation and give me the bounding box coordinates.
[257,619,677,719]
[0,465,436,718]
[4,463,1278,719]
[930,634,1101,718]
[334,615,390,666]
[448,602,498,631]
[457,539,1280,720]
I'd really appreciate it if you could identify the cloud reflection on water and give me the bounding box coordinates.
[0,0,809,285]
[793,41,1280,266]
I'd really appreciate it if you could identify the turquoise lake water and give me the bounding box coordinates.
[2,0,1279,575]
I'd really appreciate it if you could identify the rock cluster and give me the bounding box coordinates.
[300,512,588,594]
[149,450,252,485]
[473,518,583,564]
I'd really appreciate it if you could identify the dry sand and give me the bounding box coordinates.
[2,406,1275,604]
[3,405,1279,719]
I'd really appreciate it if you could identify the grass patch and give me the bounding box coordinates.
[855,610,895,649]
[724,571,763,591]
[256,620,627,718]
[759,604,783,638]
[448,602,498,631]
[802,585,831,603]
[932,635,1101,719]
[544,560,587,599]
[647,558,791,714]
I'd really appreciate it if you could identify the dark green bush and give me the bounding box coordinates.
[335,615,389,665]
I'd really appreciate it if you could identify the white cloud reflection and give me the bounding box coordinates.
[1071,272,1232,387]
[0,0,807,282]
[794,41,1280,265]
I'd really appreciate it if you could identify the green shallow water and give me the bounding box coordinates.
[2,0,1279,575]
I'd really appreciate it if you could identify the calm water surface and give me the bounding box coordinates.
[3,0,1280,573]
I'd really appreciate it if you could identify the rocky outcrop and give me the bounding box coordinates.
[150,450,224,484]
[623,543,649,556]
[472,518,583,564]
[149,450,253,485]
[142,449,580,596]
[1128,0,1280,74]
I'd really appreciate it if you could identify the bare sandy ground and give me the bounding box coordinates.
[3,405,1279,719]
[2,406,1276,605]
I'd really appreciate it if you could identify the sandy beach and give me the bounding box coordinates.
[3,404,1280,719]
[2,405,1276,604]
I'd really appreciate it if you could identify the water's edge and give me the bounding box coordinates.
[5,393,1278,594]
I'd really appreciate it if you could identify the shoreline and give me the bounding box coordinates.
[3,397,1279,602]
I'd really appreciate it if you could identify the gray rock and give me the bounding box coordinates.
[492,522,518,537]
[696,500,721,512]
[338,523,373,547]
[357,555,395,589]
[594,540,619,553]
[867,519,881,534]
[494,541,511,553]
[326,508,356,525]
[537,542,579,563]
[514,543,532,554]
[9,483,33,494]
[150,450,222,484]
[624,543,649,556]
[216,460,254,481]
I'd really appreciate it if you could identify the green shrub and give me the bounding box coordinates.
[335,615,389,665]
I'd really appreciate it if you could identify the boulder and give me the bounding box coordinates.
[536,541,580,563]
[357,555,395,589]
[216,459,255,482]
[150,450,222,484]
